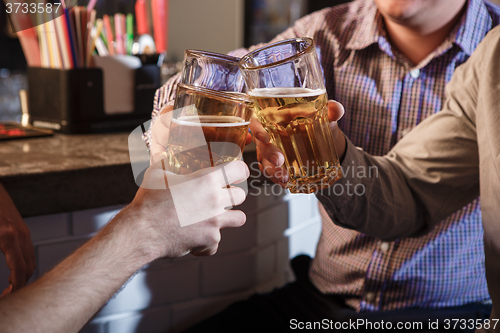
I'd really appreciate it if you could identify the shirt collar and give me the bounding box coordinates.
[345,0,493,56]
[453,0,493,56]
[345,0,380,50]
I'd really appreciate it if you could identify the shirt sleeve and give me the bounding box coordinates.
[316,39,482,240]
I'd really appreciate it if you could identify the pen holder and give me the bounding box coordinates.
[27,58,161,134]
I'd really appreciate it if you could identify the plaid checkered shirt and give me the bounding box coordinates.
[147,0,500,312]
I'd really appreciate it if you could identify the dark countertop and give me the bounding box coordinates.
[0,133,143,217]
[0,133,260,218]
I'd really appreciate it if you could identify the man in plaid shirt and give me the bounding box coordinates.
[149,0,500,331]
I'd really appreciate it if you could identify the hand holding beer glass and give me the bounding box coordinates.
[146,50,251,226]
[239,37,342,193]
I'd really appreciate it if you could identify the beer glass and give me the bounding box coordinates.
[167,83,252,174]
[239,37,342,193]
[181,50,246,93]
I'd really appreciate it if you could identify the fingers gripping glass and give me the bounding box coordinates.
[239,37,342,194]
[167,83,252,216]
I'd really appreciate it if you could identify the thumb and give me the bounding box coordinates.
[327,100,345,122]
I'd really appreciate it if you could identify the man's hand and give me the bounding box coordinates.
[150,102,253,165]
[117,159,250,261]
[249,100,346,187]
[0,185,35,296]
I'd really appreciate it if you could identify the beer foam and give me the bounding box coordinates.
[249,87,326,98]
[172,115,250,127]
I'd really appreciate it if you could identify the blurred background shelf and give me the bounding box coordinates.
[0,0,356,125]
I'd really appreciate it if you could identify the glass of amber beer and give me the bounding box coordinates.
[239,37,342,193]
[181,50,246,93]
[166,83,252,174]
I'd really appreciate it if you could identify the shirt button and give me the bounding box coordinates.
[365,292,376,302]
[410,69,420,79]
[380,242,390,253]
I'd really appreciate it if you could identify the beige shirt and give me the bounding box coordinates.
[317,25,500,331]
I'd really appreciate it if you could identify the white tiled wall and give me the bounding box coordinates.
[285,193,322,258]
[2,184,322,333]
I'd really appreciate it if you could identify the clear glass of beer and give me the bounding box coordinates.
[239,37,342,194]
[181,50,246,93]
[167,83,253,174]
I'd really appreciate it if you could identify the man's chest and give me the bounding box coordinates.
[328,48,467,155]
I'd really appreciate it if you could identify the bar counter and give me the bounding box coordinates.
[0,132,261,217]
[0,133,141,217]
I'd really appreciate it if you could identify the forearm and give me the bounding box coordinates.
[317,138,429,240]
[317,129,480,240]
[0,209,152,333]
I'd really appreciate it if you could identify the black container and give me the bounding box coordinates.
[27,65,160,134]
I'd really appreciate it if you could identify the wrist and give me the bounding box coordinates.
[99,206,159,270]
